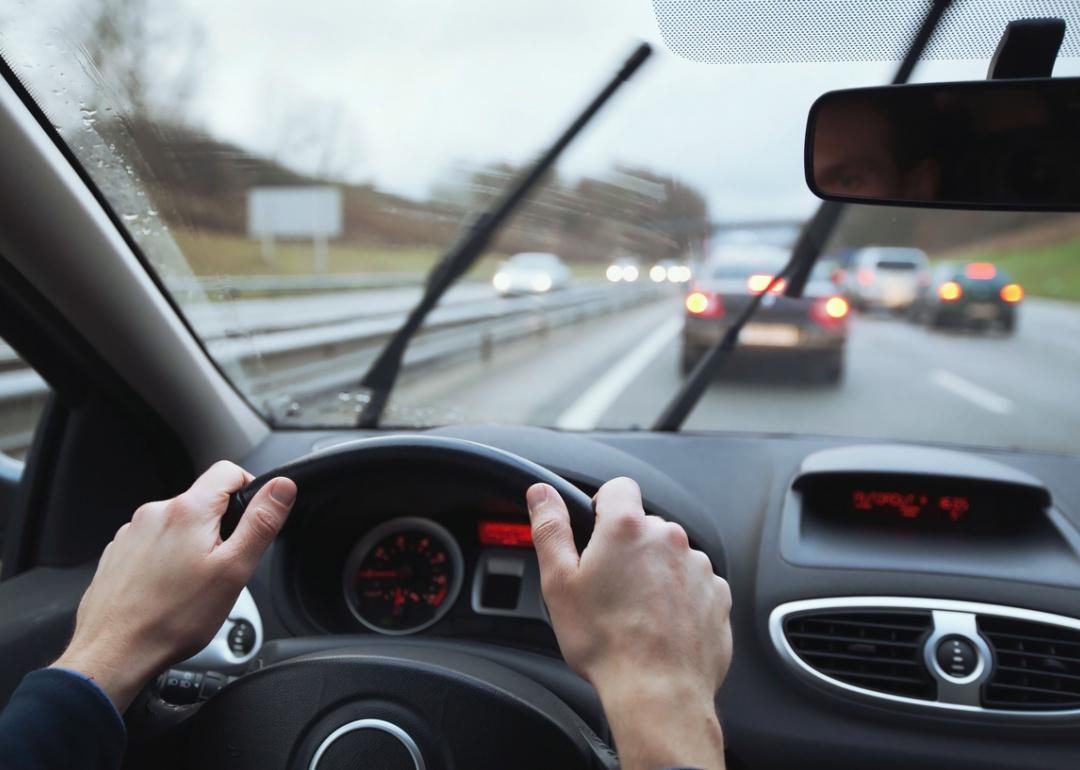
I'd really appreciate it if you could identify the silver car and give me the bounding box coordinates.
[492,252,572,296]
[846,247,930,311]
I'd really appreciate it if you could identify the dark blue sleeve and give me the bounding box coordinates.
[0,668,126,770]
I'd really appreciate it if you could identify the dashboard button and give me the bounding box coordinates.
[228,620,256,656]
[935,635,979,678]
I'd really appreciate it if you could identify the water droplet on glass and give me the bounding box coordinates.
[122,213,138,222]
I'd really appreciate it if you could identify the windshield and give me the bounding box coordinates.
[3,1,1080,453]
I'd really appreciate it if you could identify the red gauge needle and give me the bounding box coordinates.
[358,569,403,578]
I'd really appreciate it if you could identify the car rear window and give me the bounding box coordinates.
[876,261,918,270]
[710,262,784,279]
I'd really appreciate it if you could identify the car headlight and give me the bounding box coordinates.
[606,265,623,282]
[493,272,511,292]
[668,265,691,283]
[649,265,667,283]
[623,265,639,282]
[531,273,553,292]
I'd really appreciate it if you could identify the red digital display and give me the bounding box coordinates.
[852,490,970,522]
[478,521,534,548]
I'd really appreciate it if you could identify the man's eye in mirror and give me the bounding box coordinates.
[818,166,879,196]
[805,78,1080,211]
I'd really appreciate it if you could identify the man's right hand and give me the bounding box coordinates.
[527,477,731,770]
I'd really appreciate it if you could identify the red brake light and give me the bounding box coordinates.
[812,295,850,327]
[938,281,962,301]
[964,262,997,280]
[685,289,725,318]
[747,274,786,294]
[1000,283,1023,303]
[824,296,849,319]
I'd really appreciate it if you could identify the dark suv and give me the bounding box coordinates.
[912,261,1023,333]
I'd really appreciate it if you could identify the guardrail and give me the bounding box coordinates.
[0,280,668,455]
[170,272,424,298]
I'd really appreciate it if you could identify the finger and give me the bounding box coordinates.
[216,477,296,573]
[527,483,579,583]
[592,477,645,534]
[178,461,254,519]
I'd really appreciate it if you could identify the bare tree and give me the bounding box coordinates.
[77,0,204,122]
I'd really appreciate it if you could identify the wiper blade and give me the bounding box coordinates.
[652,0,953,432]
[354,42,653,428]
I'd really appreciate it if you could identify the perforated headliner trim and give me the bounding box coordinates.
[652,1,1080,63]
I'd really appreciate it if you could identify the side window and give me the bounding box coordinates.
[0,336,51,556]
[0,338,49,461]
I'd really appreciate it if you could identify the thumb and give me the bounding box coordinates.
[527,483,579,584]
[218,477,296,574]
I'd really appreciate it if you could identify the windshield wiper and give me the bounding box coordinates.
[353,43,652,427]
[652,0,953,432]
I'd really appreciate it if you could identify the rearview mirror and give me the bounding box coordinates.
[806,78,1080,211]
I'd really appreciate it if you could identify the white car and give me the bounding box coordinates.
[846,247,930,311]
[492,252,571,296]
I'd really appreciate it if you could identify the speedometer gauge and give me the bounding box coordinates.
[343,517,464,635]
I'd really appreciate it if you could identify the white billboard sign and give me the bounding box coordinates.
[247,186,343,239]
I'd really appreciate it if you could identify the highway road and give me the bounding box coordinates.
[379,295,1080,456]
[3,283,1080,458]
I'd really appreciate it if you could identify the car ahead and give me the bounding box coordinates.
[491,252,571,295]
[681,248,849,381]
[846,246,930,312]
[604,256,641,283]
[913,261,1023,333]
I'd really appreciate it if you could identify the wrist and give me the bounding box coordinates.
[52,636,163,712]
[594,671,725,770]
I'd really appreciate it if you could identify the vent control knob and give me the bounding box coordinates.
[935,635,979,678]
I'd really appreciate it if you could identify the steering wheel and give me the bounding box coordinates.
[188,435,612,770]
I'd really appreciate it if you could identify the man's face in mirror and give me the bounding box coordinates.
[813,99,939,201]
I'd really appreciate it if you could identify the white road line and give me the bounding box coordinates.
[930,369,1014,415]
[556,316,682,430]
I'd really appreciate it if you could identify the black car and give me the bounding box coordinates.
[912,261,1023,333]
[681,249,849,381]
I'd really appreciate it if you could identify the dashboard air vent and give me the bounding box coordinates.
[979,616,1080,710]
[784,610,935,699]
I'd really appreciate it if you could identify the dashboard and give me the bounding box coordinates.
[288,498,555,646]
[230,424,1080,770]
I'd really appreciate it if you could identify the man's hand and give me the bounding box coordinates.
[52,461,296,712]
[527,477,731,770]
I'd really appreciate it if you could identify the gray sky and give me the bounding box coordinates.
[6,0,1080,221]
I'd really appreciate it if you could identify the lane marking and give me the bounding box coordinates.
[930,369,1013,415]
[556,316,682,430]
